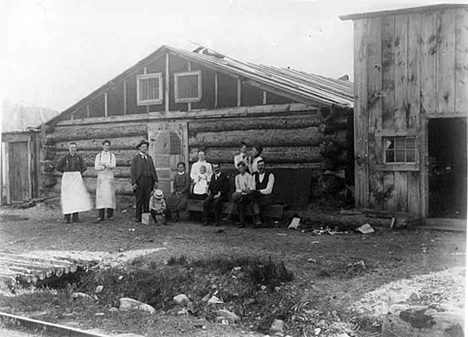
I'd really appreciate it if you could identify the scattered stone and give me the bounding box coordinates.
[269,319,284,336]
[95,285,104,293]
[409,292,420,302]
[94,312,105,316]
[216,309,240,324]
[177,308,188,316]
[208,295,224,304]
[118,297,156,314]
[382,304,465,337]
[72,292,94,301]
[173,294,190,306]
[356,223,374,234]
[288,217,301,229]
[109,307,119,312]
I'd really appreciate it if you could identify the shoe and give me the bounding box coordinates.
[238,223,246,229]
[94,218,104,223]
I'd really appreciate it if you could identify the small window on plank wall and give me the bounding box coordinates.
[174,71,202,103]
[384,136,417,163]
[137,73,163,105]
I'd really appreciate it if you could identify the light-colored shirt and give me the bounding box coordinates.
[235,172,254,194]
[95,151,116,171]
[253,172,275,195]
[193,172,210,195]
[190,161,213,181]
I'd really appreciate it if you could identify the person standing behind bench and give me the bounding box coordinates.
[202,163,229,226]
[56,142,92,224]
[233,161,254,228]
[130,140,158,223]
[190,150,212,181]
[251,159,275,228]
[94,140,116,222]
[249,145,264,174]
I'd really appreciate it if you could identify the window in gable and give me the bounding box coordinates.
[174,71,202,103]
[137,73,163,105]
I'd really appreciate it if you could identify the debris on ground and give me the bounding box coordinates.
[288,217,301,230]
[356,224,374,234]
[215,309,240,324]
[119,297,156,314]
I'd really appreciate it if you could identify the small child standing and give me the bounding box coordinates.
[149,189,167,225]
[192,164,210,200]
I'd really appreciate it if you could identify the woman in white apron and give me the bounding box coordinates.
[94,140,116,221]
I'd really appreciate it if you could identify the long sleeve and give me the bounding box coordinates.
[95,154,105,171]
[260,173,275,195]
[78,155,87,173]
[109,153,116,169]
[182,173,191,193]
[190,162,199,181]
[130,156,138,185]
[148,156,158,183]
[56,155,66,173]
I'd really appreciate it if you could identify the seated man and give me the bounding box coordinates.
[232,161,254,228]
[202,162,229,226]
[251,159,275,228]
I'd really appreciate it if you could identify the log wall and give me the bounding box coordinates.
[41,107,354,207]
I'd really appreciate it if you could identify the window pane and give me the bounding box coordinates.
[395,138,405,149]
[139,76,160,102]
[177,74,199,100]
[386,138,394,149]
[386,150,395,162]
[395,150,405,162]
[406,137,416,149]
[406,150,416,163]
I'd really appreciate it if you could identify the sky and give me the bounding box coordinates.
[2,0,466,113]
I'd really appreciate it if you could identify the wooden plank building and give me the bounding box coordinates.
[341,4,468,225]
[40,45,354,207]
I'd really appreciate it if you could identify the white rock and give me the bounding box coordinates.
[72,292,94,301]
[356,223,374,234]
[95,285,104,293]
[118,297,155,314]
[173,294,190,306]
[288,217,301,229]
[208,295,224,304]
[270,319,284,336]
[216,309,240,323]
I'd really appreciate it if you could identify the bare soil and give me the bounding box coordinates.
[0,199,465,337]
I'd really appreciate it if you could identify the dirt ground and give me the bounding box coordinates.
[0,199,466,337]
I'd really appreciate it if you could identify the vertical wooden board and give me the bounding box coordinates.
[146,56,165,74]
[395,171,408,212]
[383,171,396,213]
[217,72,238,108]
[367,16,382,208]
[438,9,456,114]
[169,54,189,112]
[191,64,215,110]
[381,15,395,129]
[420,11,438,115]
[8,142,30,202]
[455,8,468,115]
[394,15,408,129]
[241,83,264,107]
[266,93,294,105]
[408,171,420,217]
[89,94,106,118]
[108,82,125,116]
[126,72,148,115]
[354,18,370,208]
[407,13,422,130]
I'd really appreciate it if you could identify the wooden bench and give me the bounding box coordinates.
[186,199,286,219]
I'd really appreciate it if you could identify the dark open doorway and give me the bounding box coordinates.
[428,118,467,218]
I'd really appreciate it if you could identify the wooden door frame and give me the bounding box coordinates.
[421,114,467,226]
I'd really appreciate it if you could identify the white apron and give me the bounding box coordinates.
[61,172,93,214]
[96,169,116,209]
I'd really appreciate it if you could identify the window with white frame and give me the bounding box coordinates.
[137,73,163,105]
[384,136,417,163]
[174,71,202,103]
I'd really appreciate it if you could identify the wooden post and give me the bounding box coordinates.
[262,91,267,105]
[165,53,170,112]
[214,72,218,108]
[4,142,10,204]
[123,80,127,115]
[187,61,192,112]
[237,78,242,107]
[86,105,90,118]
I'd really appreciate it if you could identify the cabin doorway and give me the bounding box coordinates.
[427,117,467,219]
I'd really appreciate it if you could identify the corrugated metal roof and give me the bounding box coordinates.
[164,45,354,108]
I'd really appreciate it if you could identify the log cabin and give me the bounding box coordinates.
[36,45,354,208]
[341,4,468,226]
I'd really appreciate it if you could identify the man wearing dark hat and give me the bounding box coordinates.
[94,140,116,222]
[130,140,158,223]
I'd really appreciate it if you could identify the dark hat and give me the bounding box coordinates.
[136,140,150,149]
[102,139,111,146]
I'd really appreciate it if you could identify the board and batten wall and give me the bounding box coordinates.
[352,6,468,217]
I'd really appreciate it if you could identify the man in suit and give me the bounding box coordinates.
[131,140,158,223]
[202,162,229,226]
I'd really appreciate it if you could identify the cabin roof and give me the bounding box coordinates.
[340,3,468,21]
[47,45,354,125]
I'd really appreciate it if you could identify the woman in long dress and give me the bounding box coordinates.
[166,162,191,222]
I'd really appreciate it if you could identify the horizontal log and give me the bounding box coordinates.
[54,149,136,167]
[47,123,147,142]
[50,166,130,178]
[323,131,348,148]
[202,146,322,164]
[0,265,46,280]
[54,135,145,151]
[189,128,326,148]
[51,176,133,195]
[188,115,321,136]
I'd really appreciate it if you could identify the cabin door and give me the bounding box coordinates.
[148,122,189,197]
[426,117,467,221]
[7,141,31,203]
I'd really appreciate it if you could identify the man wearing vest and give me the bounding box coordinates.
[131,140,159,223]
[251,159,275,228]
